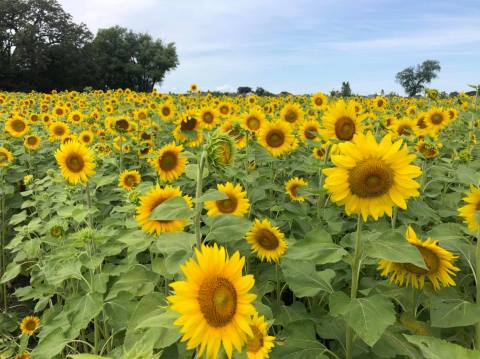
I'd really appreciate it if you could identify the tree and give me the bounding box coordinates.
[341,81,352,97]
[395,60,441,97]
[237,86,252,94]
[93,26,178,91]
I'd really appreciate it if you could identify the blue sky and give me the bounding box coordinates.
[59,0,480,95]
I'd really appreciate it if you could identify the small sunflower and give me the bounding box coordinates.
[323,132,422,221]
[312,144,329,160]
[285,177,308,202]
[119,169,141,191]
[79,130,94,145]
[24,135,41,150]
[199,107,219,129]
[459,185,480,232]
[425,107,449,131]
[68,110,83,124]
[321,100,364,142]
[311,92,328,110]
[20,316,40,336]
[204,182,250,217]
[218,101,232,116]
[55,141,96,184]
[378,226,459,290]
[300,120,321,142]
[0,147,14,167]
[242,110,265,133]
[173,115,203,147]
[189,83,199,93]
[390,117,418,138]
[136,185,192,235]
[15,352,30,359]
[220,120,246,149]
[257,121,294,157]
[150,142,187,182]
[6,117,29,137]
[49,121,70,141]
[168,243,257,359]
[159,102,175,121]
[280,103,304,126]
[416,140,441,159]
[245,219,288,262]
[245,313,275,359]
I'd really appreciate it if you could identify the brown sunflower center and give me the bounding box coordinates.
[403,246,440,275]
[219,105,229,115]
[198,277,237,327]
[247,325,265,353]
[417,117,427,129]
[56,108,64,115]
[161,106,171,116]
[255,229,279,250]
[334,116,355,141]
[12,119,26,132]
[203,112,214,123]
[246,116,260,130]
[0,153,7,163]
[72,114,80,122]
[181,117,197,131]
[304,126,318,139]
[348,159,393,198]
[431,113,444,125]
[65,153,85,173]
[24,319,37,331]
[216,195,238,213]
[314,97,323,106]
[54,125,65,136]
[377,100,384,107]
[316,148,325,158]
[266,130,285,148]
[159,151,178,171]
[116,119,129,131]
[398,125,412,136]
[124,174,137,187]
[27,136,38,145]
[284,109,298,123]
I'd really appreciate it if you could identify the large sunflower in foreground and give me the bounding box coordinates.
[245,313,275,359]
[320,100,364,142]
[257,121,294,157]
[378,226,459,290]
[323,132,422,221]
[245,219,287,263]
[0,147,14,167]
[458,185,480,232]
[136,185,192,235]
[55,141,95,184]
[168,244,257,359]
[204,182,250,217]
[150,142,187,182]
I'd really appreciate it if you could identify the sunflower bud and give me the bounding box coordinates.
[23,175,33,185]
[205,131,236,170]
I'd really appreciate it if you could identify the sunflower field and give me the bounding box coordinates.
[0,87,480,359]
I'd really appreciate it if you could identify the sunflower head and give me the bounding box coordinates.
[257,121,295,157]
[6,116,29,137]
[20,316,40,336]
[206,131,236,170]
[0,147,14,167]
[245,313,276,359]
[55,140,96,185]
[150,142,187,182]
[204,182,250,217]
[119,169,141,191]
[168,243,256,359]
[459,185,480,232]
[378,226,459,290]
[285,177,308,202]
[280,103,304,125]
[245,219,288,262]
[321,100,364,142]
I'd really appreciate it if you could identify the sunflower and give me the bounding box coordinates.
[168,244,256,359]
[199,107,219,129]
[372,96,388,112]
[49,121,70,141]
[415,112,430,136]
[15,352,30,359]
[458,185,480,232]
[68,110,83,124]
[311,92,328,110]
[136,185,192,235]
[285,177,308,202]
[150,142,187,182]
[218,101,232,116]
[280,103,304,126]
[416,140,441,159]
[55,141,96,184]
[119,169,141,191]
[24,135,41,150]
[204,182,250,217]
[300,120,321,142]
[242,110,265,133]
[79,130,94,145]
[447,108,458,122]
[159,102,175,121]
[173,115,203,147]
[323,132,422,221]
[245,313,275,359]
[5,117,29,137]
[425,107,449,131]
[189,83,199,93]
[20,316,40,335]
[52,105,66,118]
[257,121,294,157]
[0,147,14,167]
[312,144,329,160]
[220,120,246,149]
[245,219,287,262]
[390,117,417,138]
[378,226,459,290]
[321,100,364,142]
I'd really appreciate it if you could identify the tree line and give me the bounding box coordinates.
[0,0,179,92]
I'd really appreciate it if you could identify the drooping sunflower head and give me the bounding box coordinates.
[168,243,257,359]
[280,103,304,126]
[136,185,192,235]
[323,132,422,221]
[20,315,40,336]
[257,121,295,157]
[378,226,459,291]
[244,313,276,359]
[150,142,187,182]
[119,169,141,191]
[285,177,308,202]
[459,185,480,232]
[55,141,96,185]
[206,131,236,169]
[204,182,250,217]
[6,116,29,137]
[24,135,41,150]
[321,100,364,142]
[245,219,288,263]
[0,147,14,167]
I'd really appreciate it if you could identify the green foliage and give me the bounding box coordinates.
[395,60,441,96]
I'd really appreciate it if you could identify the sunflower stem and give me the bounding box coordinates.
[346,215,363,359]
[194,149,207,247]
[475,229,480,349]
[317,144,331,219]
[276,262,281,305]
[0,169,7,312]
